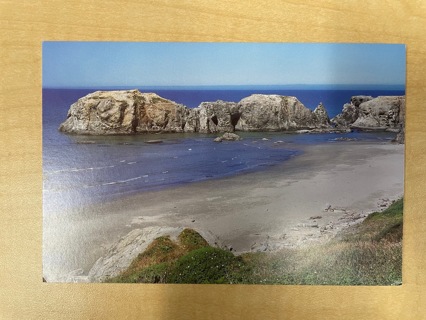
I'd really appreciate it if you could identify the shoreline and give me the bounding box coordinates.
[42,141,404,282]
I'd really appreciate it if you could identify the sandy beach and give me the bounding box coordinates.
[43,141,404,282]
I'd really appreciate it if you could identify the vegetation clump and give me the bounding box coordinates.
[168,247,238,284]
[178,228,209,252]
[106,229,210,283]
[151,96,170,104]
[106,199,403,285]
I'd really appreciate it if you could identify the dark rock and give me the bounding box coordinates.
[351,95,373,107]
[309,216,322,220]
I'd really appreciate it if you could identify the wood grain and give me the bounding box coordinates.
[1,1,426,319]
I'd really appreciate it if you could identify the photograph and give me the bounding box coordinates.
[42,42,405,285]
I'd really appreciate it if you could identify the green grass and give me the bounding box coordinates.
[343,198,403,243]
[236,240,402,285]
[168,247,240,284]
[106,199,403,285]
[151,97,170,104]
[106,229,209,283]
[178,228,209,252]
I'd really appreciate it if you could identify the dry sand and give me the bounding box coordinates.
[43,141,404,282]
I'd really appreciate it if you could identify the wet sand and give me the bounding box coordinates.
[43,141,404,282]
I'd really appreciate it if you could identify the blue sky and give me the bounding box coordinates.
[42,42,405,88]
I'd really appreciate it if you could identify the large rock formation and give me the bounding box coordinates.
[59,90,333,134]
[235,95,329,131]
[331,95,405,143]
[59,90,405,139]
[59,90,139,134]
[59,90,188,134]
[351,96,405,129]
[331,96,404,129]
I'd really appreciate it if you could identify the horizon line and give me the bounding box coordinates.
[43,83,406,90]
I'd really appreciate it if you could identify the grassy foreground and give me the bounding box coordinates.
[106,199,403,285]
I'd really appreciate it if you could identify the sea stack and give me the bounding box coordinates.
[331,95,405,143]
[59,90,189,134]
[235,95,330,131]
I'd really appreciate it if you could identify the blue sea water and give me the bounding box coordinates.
[42,87,403,211]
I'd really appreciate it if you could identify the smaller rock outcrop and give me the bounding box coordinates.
[235,94,329,131]
[182,108,200,133]
[331,95,405,143]
[351,96,405,130]
[197,100,240,133]
[331,103,359,128]
[351,95,374,107]
[331,96,374,128]
[313,103,331,128]
[394,127,405,144]
[213,132,242,142]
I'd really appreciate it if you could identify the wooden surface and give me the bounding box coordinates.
[1,1,426,319]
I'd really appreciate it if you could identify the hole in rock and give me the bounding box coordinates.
[230,112,241,130]
[211,115,218,126]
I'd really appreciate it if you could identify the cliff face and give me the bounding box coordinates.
[59,90,332,134]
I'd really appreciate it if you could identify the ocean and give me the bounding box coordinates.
[42,87,404,212]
